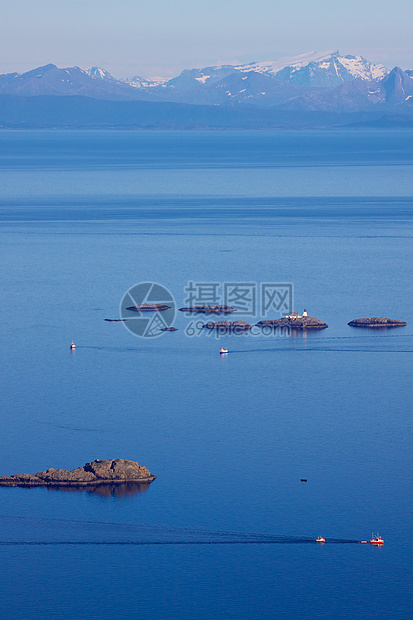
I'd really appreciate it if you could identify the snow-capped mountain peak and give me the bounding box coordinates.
[327,53,388,80]
[234,51,389,87]
[86,66,116,81]
[85,67,168,89]
[166,50,389,91]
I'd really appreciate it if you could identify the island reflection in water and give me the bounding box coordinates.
[44,482,152,498]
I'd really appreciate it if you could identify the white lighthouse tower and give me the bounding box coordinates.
[303,308,308,316]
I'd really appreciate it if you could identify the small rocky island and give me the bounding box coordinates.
[203,320,252,331]
[256,313,328,330]
[179,305,237,314]
[348,317,407,327]
[126,304,171,312]
[0,459,156,488]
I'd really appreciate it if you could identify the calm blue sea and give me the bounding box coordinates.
[0,130,412,619]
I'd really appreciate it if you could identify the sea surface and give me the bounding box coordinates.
[0,129,412,619]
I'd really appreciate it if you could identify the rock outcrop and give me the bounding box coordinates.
[179,305,237,314]
[203,320,252,331]
[256,316,328,330]
[126,304,171,312]
[0,459,156,487]
[348,317,407,327]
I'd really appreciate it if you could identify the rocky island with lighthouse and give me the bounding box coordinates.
[256,309,328,330]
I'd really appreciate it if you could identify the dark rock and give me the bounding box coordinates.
[105,318,126,322]
[160,327,178,331]
[348,317,407,327]
[203,320,252,331]
[179,305,237,314]
[126,304,171,312]
[0,459,156,487]
[256,316,328,330]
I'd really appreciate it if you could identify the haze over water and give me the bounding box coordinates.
[0,130,412,619]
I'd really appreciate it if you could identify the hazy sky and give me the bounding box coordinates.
[1,0,412,78]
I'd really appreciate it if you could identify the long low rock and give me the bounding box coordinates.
[126,304,171,312]
[348,317,407,327]
[179,305,237,314]
[0,459,156,487]
[256,316,328,330]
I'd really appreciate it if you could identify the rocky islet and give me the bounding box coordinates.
[348,317,407,327]
[0,459,156,487]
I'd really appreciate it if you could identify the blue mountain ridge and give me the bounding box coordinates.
[0,52,412,127]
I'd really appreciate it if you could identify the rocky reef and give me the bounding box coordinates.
[179,305,237,314]
[126,304,171,312]
[256,316,328,330]
[0,459,156,487]
[348,317,407,327]
[203,320,252,331]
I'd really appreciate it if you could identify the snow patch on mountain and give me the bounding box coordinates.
[122,75,169,88]
[195,75,211,84]
[233,50,338,75]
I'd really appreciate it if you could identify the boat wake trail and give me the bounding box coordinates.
[0,515,361,545]
[0,539,361,546]
[234,347,413,354]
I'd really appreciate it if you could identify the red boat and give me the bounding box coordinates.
[370,534,384,545]
[316,536,325,543]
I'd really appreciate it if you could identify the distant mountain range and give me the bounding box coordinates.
[162,50,389,90]
[0,50,412,128]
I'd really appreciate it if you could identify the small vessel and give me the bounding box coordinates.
[369,534,384,545]
[219,347,228,354]
[360,541,368,544]
[70,341,76,349]
[316,536,325,543]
